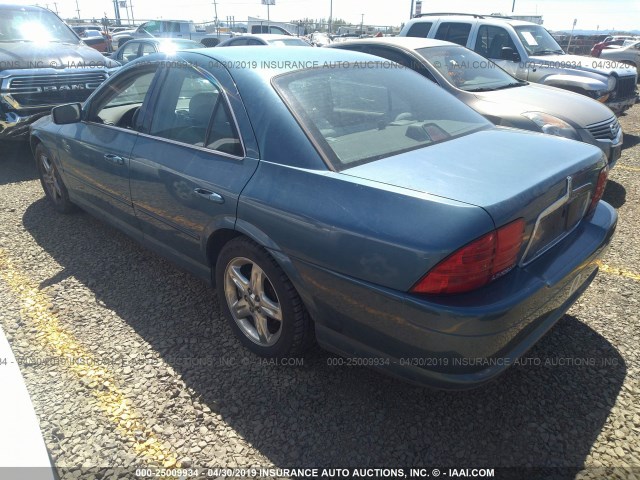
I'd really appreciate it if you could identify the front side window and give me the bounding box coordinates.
[514,25,563,55]
[165,21,181,33]
[149,67,243,155]
[89,67,158,128]
[434,22,471,46]
[474,25,517,59]
[141,21,160,35]
[274,64,490,170]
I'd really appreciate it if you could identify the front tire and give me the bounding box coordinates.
[216,237,313,358]
[35,143,75,214]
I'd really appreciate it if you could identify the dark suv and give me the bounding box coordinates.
[0,4,118,140]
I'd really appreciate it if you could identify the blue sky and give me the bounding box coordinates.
[22,0,640,31]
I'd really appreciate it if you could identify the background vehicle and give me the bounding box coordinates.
[0,4,118,140]
[0,325,57,479]
[591,35,638,57]
[250,25,291,35]
[72,26,111,53]
[113,20,231,48]
[112,39,202,64]
[600,40,640,72]
[247,16,305,36]
[310,32,331,46]
[399,14,638,114]
[31,48,616,389]
[331,37,623,165]
[217,34,310,47]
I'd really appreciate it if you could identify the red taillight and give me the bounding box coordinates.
[411,219,525,295]
[587,167,608,215]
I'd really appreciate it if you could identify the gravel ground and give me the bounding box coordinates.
[0,106,639,480]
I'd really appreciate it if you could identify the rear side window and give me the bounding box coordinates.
[121,42,140,62]
[149,67,243,155]
[228,38,249,46]
[434,22,471,46]
[406,22,432,38]
[273,64,490,170]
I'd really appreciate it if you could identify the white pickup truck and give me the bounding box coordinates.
[399,13,638,115]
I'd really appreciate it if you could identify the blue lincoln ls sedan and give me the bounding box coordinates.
[30,48,617,389]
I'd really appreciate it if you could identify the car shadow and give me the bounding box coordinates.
[22,198,626,472]
[603,180,626,209]
[0,141,37,185]
[622,133,639,150]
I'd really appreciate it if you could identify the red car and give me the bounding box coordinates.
[72,26,112,53]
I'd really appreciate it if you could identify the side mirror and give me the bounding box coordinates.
[501,46,520,62]
[52,103,82,124]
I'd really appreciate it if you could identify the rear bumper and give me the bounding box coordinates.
[299,201,617,390]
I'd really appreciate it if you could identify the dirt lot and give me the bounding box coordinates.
[0,105,639,480]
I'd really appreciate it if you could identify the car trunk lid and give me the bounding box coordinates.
[342,128,606,265]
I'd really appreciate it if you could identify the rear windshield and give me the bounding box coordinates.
[273,63,490,170]
[0,7,79,43]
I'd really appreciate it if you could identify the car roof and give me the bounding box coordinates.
[143,19,191,23]
[151,46,385,78]
[408,14,537,28]
[239,34,300,41]
[130,38,200,45]
[333,37,454,50]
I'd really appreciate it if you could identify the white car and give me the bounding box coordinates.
[0,326,56,479]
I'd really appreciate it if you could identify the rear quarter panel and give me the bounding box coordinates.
[236,160,495,293]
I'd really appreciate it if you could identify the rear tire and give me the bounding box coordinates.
[35,143,75,214]
[215,237,313,358]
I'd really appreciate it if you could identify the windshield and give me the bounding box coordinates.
[267,38,309,47]
[514,25,563,55]
[417,45,523,92]
[274,63,490,170]
[0,7,79,43]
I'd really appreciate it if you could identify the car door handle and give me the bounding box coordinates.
[193,188,224,204]
[104,154,125,165]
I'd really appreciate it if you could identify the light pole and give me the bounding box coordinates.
[410,0,414,19]
[512,0,516,12]
[212,0,219,36]
[360,13,364,35]
[567,18,577,53]
[328,0,332,34]
[129,0,135,25]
